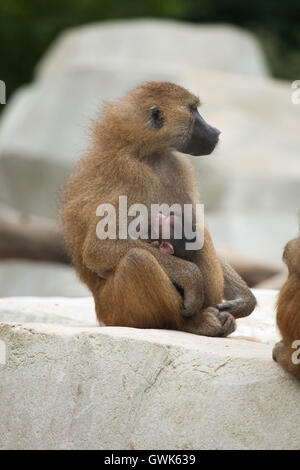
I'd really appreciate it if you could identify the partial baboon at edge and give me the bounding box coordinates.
[273,237,300,380]
[62,81,256,337]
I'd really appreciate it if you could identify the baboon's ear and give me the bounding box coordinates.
[150,105,164,129]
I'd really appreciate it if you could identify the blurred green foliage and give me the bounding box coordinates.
[0,0,299,104]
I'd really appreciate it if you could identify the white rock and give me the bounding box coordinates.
[0,260,90,297]
[0,289,297,450]
[208,211,299,265]
[0,296,96,325]
[0,289,280,344]
[0,316,299,450]
[37,20,268,79]
[231,289,280,344]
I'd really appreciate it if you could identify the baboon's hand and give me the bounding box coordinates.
[213,308,237,337]
[183,307,236,337]
[217,297,255,319]
[217,299,243,316]
[219,260,257,318]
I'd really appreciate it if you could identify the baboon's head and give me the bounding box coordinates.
[283,237,300,276]
[99,81,220,157]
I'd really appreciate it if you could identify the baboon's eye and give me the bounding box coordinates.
[150,105,164,129]
[189,102,199,113]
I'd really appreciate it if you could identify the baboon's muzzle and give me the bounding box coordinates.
[182,109,221,157]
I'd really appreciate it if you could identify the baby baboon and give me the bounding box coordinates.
[150,212,196,260]
[62,81,256,336]
[273,237,300,380]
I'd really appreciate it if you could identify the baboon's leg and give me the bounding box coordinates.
[95,248,235,337]
[273,341,300,380]
[95,248,183,329]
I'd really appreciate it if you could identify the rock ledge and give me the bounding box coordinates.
[0,300,299,449]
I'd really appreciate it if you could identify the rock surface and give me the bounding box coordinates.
[0,289,281,343]
[209,211,299,264]
[0,296,95,325]
[0,260,90,297]
[36,20,268,79]
[0,316,299,450]
[0,289,298,450]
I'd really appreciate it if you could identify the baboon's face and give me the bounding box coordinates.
[146,85,221,156]
[283,237,300,275]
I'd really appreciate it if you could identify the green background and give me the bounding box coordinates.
[1,0,300,104]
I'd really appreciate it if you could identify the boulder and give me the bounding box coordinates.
[209,210,299,264]
[0,296,95,325]
[37,20,268,79]
[0,288,280,343]
[0,260,90,297]
[0,289,298,450]
[230,289,280,344]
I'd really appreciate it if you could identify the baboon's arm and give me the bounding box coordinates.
[217,258,257,318]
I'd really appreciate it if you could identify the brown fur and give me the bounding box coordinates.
[273,237,300,380]
[62,82,256,337]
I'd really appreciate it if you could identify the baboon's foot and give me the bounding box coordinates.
[183,307,236,337]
